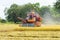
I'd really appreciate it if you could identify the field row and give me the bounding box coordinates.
[0,31,60,40]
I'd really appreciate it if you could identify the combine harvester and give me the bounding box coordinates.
[16,16,60,31]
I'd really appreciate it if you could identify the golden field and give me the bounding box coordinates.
[0,23,60,40]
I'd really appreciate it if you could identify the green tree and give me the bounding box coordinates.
[54,0,60,9]
[40,6,51,17]
[54,0,60,22]
[0,18,6,23]
[54,0,60,13]
[5,4,19,23]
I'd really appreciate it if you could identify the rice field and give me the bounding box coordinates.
[0,23,60,40]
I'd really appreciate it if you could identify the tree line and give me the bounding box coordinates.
[0,0,60,23]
